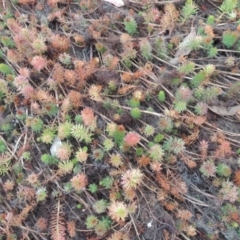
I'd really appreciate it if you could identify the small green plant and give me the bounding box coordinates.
[0,122,12,133]
[88,183,98,193]
[159,116,173,132]
[154,38,168,58]
[43,103,58,116]
[86,215,98,229]
[206,15,215,25]
[36,187,47,201]
[180,0,198,24]
[216,163,232,177]
[95,42,106,54]
[0,140,7,153]
[38,128,56,144]
[148,144,165,161]
[58,53,72,66]
[218,0,237,19]
[194,102,208,115]
[163,137,185,154]
[208,47,218,57]
[74,115,82,124]
[0,63,13,75]
[158,90,165,102]
[0,36,15,48]
[58,121,72,139]
[200,159,216,177]
[92,148,104,161]
[140,39,152,60]
[99,176,113,189]
[93,199,108,214]
[109,153,123,167]
[178,62,195,74]
[130,108,141,119]
[191,70,207,88]
[135,147,144,156]
[154,133,164,143]
[124,17,137,35]
[103,138,114,151]
[71,124,93,143]
[41,153,59,165]
[94,217,111,236]
[174,101,187,113]
[22,151,31,161]
[58,161,74,175]
[128,98,140,108]
[26,117,43,133]
[222,30,238,48]
[143,125,155,137]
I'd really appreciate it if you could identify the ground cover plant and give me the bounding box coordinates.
[0,0,240,239]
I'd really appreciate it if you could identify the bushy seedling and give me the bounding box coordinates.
[43,103,58,116]
[58,53,72,66]
[200,160,216,177]
[128,98,140,107]
[158,90,165,102]
[0,122,12,133]
[103,138,114,151]
[130,108,141,119]
[191,70,207,88]
[71,124,93,143]
[143,124,155,137]
[154,133,164,143]
[0,63,13,75]
[88,183,98,193]
[0,36,15,48]
[140,39,152,60]
[94,217,111,236]
[135,147,144,156]
[124,17,137,35]
[92,148,104,161]
[178,62,195,74]
[0,140,7,153]
[26,117,43,133]
[218,0,237,18]
[174,101,187,113]
[159,116,173,132]
[194,102,208,115]
[22,151,31,161]
[36,187,47,202]
[95,42,106,54]
[154,38,168,58]
[208,47,218,57]
[74,115,82,123]
[180,0,198,24]
[216,163,232,177]
[163,137,185,154]
[148,144,165,161]
[38,128,56,144]
[41,153,59,165]
[93,199,108,214]
[85,215,98,229]
[206,15,215,25]
[99,176,113,189]
[58,121,72,139]
[222,30,238,48]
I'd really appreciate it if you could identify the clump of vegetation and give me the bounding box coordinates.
[0,0,240,239]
